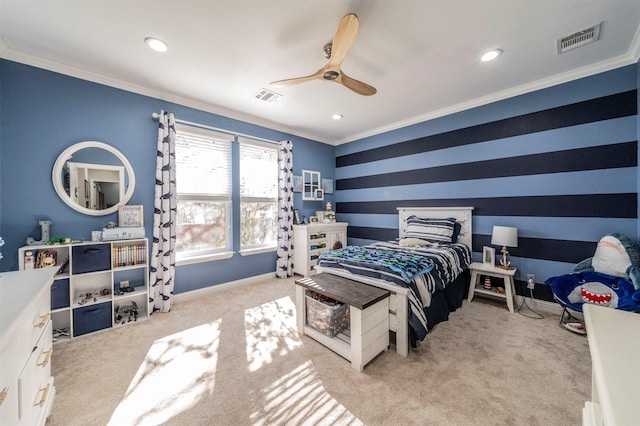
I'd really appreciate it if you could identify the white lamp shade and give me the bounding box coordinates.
[491,226,518,247]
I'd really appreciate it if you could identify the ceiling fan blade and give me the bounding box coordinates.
[270,68,324,87]
[336,72,377,96]
[326,13,359,71]
[271,13,373,95]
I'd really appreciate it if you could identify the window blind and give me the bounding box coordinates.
[238,137,278,200]
[175,124,232,199]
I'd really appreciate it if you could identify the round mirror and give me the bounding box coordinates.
[52,141,136,216]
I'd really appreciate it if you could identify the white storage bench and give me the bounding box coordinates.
[295,273,390,371]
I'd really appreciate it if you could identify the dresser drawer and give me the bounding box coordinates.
[1,269,57,426]
[12,285,51,364]
[18,321,53,425]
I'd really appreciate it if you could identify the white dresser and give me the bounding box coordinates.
[293,222,347,276]
[0,268,57,426]
[582,304,640,425]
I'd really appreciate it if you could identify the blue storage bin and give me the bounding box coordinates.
[73,302,112,336]
[51,279,70,310]
[72,244,111,274]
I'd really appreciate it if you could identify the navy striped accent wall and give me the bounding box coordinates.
[334,64,639,298]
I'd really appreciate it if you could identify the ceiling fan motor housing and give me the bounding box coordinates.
[323,70,339,80]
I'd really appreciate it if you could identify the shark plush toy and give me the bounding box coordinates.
[573,233,640,292]
[545,233,640,313]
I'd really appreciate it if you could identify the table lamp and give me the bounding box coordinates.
[491,226,518,269]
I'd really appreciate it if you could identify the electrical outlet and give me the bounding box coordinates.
[526,274,535,289]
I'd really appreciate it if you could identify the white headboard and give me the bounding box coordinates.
[397,207,474,248]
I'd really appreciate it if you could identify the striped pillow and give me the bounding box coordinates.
[405,216,457,243]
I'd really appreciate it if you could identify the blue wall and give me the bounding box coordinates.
[2,59,639,299]
[0,60,335,293]
[335,64,639,298]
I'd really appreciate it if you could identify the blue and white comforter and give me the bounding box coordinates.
[317,241,471,342]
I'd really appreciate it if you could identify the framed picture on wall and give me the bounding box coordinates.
[322,178,334,194]
[483,246,495,266]
[118,205,144,227]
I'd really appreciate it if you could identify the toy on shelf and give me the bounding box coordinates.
[26,220,52,246]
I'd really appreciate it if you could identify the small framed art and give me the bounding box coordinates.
[309,216,318,223]
[483,246,495,266]
[293,209,302,225]
[322,178,334,194]
[118,205,144,227]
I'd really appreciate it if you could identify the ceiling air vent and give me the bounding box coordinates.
[557,23,601,54]
[253,88,282,104]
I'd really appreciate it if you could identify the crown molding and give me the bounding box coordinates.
[2,37,637,148]
[0,48,334,145]
[0,37,8,55]
[335,49,640,146]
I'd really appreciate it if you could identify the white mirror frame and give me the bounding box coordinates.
[52,141,136,216]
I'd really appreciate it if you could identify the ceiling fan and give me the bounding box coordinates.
[270,13,377,96]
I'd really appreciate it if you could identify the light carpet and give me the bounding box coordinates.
[48,277,590,425]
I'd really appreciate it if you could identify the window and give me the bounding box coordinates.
[239,137,278,251]
[174,124,279,262]
[175,124,233,259]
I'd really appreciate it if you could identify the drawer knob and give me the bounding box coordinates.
[34,384,50,407]
[38,348,53,367]
[34,313,50,328]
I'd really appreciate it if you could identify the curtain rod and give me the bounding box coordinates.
[151,112,280,145]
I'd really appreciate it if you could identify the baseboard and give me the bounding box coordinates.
[173,272,277,304]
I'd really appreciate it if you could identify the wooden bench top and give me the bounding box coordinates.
[295,273,390,310]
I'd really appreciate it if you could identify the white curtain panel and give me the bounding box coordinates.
[150,110,177,312]
[276,140,294,278]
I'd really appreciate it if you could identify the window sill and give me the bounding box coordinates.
[240,246,276,256]
[176,251,234,266]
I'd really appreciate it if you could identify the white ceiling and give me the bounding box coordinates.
[1,1,639,145]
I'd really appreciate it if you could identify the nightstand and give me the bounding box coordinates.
[467,262,517,313]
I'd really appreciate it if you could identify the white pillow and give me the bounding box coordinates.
[404,216,456,243]
[399,238,436,247]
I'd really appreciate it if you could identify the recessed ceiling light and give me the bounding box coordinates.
[332,114,343,120]
[145,37,168,53]
[480,49,502,62]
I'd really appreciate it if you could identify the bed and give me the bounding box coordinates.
[316,207,473,357]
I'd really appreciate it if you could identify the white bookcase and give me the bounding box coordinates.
[18,238,149,341]
[293,222,347,276]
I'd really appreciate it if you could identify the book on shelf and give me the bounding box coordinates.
[28,250,58,269]
[112,243,146,268]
